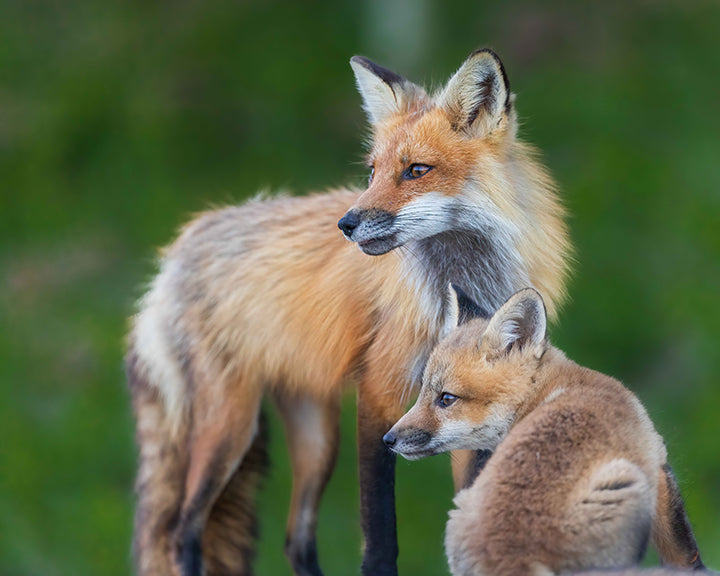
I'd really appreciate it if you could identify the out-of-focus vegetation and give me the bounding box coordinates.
[1,1,718,574]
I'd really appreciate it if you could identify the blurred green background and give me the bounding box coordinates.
[1,1,718,574]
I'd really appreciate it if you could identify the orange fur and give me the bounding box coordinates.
[127,50,572,576]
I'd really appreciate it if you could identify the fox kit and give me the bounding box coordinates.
[127,50,572,576]
[385,287,704,576]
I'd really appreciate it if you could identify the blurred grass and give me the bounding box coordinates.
[1,1,719,574]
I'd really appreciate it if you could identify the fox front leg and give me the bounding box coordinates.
[357,365,407,576]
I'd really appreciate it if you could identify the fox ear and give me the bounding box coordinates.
[483,288,546,359]
[441,283,490,340]
[438,49,512,137]
[350,56,425,125]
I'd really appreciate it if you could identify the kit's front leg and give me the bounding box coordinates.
[451,449,493,492]
[357,365,407,576]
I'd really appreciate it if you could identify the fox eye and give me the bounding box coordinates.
[368,166,375,185]
[438,392,458,408]
[404,164,433,180]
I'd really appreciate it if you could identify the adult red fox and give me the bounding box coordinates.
[126,49,571,576]
[385,287,704,575]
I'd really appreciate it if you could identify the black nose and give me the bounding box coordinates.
[382,431,397,448]
[338,211,360,237]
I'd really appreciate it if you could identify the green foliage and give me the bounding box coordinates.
[1,1,718,574]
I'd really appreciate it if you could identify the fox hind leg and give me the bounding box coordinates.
[174,377,264,576]
[567,458,654,569]
[274,391,341,576]
[202,410,270,576]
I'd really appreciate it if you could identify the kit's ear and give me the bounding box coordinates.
[483,288,547,359]
[438,48,513,137]
[440,283,489,340]
[351,55,425,125]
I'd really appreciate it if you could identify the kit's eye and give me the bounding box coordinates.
[404,164,433,180]
[368,166,375,185]
[438,392,458,408]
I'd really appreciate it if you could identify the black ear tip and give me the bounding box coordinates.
[350,55,370,68]
[469,47,503,64]
[350,55,406,87]
[467,47,511,101]
[523,287,544,302]
[450,283,467,300]
[515,288,547,318]
[453,284,491,321]
[512,287,541,303]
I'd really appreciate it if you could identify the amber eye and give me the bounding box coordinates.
[404,164,433,180]
[438,392,458,408]
[368,166,375,185]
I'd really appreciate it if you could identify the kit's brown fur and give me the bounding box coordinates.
[388,288,703,575]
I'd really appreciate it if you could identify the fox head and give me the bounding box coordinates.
[338,49,518,256]
[384,286,548,460]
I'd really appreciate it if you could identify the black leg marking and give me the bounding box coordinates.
[175,444,231,576]
[285,534,322,576]
[284,487,324,576]
[360,439,398,576]
[177,525,203,576]
[463,449,492,490]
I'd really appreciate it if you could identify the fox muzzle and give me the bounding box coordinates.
[383,426,433,459]
[337,208,399,255]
